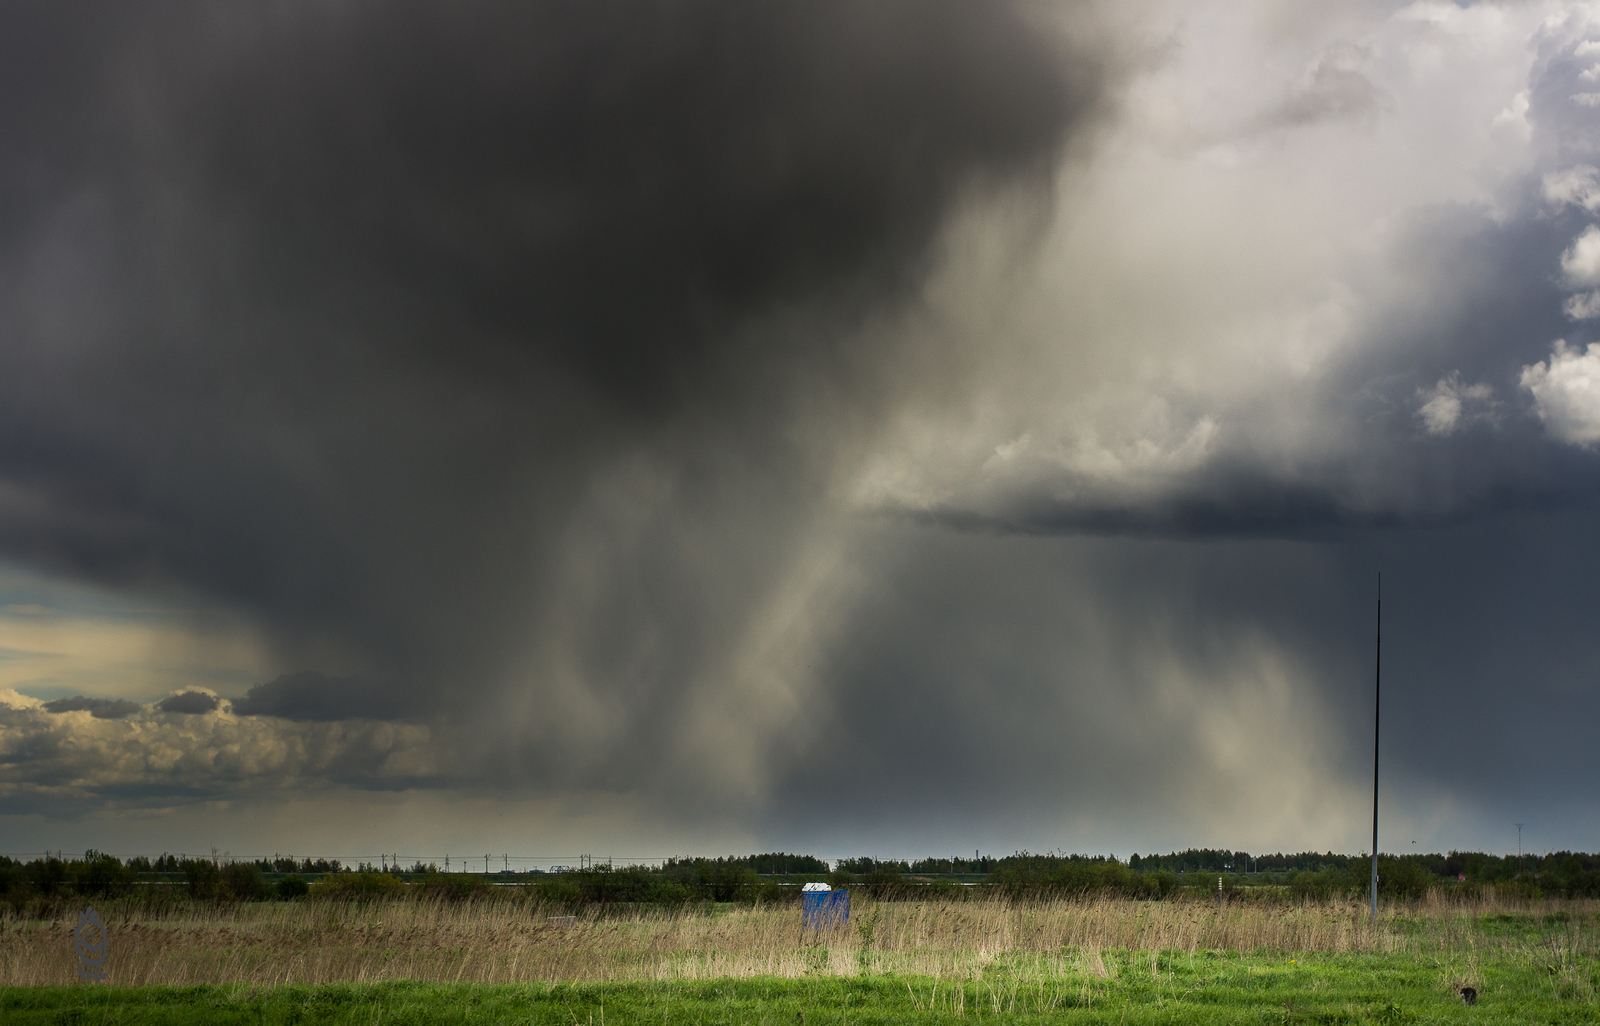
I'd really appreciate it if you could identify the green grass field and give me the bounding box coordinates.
[5,943,1597,1025]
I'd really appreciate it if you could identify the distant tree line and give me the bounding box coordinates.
[6,847,1600,910]
[1127,850,1358,874]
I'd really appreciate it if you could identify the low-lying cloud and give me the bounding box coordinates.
[41,696,139,720]
[156,692,221,716]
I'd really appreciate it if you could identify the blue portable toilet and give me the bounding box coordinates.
[801,882,849,929]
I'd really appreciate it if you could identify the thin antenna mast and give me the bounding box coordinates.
[1371,573,1381,923]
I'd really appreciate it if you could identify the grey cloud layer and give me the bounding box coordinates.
[41,696,140,720]
[4,0,1600,856]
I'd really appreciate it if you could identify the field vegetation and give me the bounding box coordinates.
[6,849,1600,1021]
[1,890,1598,1022]
[0,884,1591,982]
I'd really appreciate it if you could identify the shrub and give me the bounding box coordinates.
[71,851,137,897]
[988,855,1140,899]
[275,875,310,900]
[221,862,272,902]
[308,872,408,900]
[419,873,489,902]
[185,859,223,901]
[1289,867,1358,901]
[1377,857,1434,901]
[555,866,692,904]
[656,858,770,902]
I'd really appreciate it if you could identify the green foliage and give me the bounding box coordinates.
[739,853,830,874]
[259,856,343,874]
[656,858,779,902]
[548,865,693,904]
[908,856,996,874]
[307,872,407,900]
[73,850,138,897]
[5,946,1598,1025]
[183,860,222,901]
[418,873,489,902]
[220,862,271,902]
[275,875,310,900]
[1287,864,1362,901]
[988,853,1171,899]
[835,857,911,874]
[1542,853,1600,897]
[4,843,1598,913]
[1129,849,1260,873]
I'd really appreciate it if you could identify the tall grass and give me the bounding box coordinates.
[2,889,1593,987]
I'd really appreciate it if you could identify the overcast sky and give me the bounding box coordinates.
[3,0,1599,865]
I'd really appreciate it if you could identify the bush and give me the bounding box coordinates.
[1541,854,1600,898]
[419,873,489,902]
[1289,867,1359,901]
[72,851,137,897]
[552,866,692,904]
[221,862,272,902]
[308,872,408,900]
[275,875,310,900]
[655,858,774,903]
[1377,857,1434,901]
[988,855,1141,899]
[184,859,222,901]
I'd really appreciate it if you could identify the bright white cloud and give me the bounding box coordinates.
[856,0,1565,524]
[1544,164,1600,210]
[1521,340,1600,445]
[1562,225,1600,286]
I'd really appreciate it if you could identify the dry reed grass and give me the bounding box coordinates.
[2,890,1594,987]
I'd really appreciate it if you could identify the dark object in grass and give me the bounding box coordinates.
[1459,986,1477,1005]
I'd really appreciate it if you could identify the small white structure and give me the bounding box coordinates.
[801,882,831,892]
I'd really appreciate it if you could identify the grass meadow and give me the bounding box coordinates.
[3,890,1597,1023]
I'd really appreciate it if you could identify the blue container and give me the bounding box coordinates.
[801,888,849,929]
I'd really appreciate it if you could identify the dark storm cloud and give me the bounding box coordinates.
[156,691,220,715]
[41,696,140,719]
[175,0,1090,410]
[0,0,1103,786]
[233,671,413,722]
[0,0,1091,408]
[5,1,1599,859]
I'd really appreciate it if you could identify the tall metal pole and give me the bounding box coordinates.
[1371,573,1381,923]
